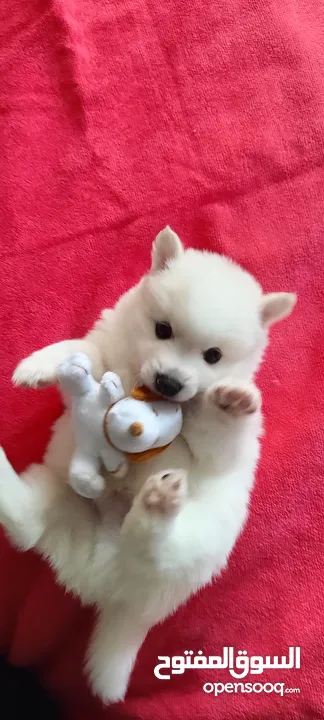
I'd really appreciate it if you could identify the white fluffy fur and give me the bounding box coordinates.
[0,228,296,704]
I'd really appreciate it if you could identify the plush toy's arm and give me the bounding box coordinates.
[99,372,125,406]
[58,353,97,396]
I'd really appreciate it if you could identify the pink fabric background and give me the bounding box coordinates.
[0,1,323,717]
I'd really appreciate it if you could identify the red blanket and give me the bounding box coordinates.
[0,1,323,717]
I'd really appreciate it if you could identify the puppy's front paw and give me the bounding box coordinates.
[70,472,105,499]
[13,352,58,388]
[140,469,187,515]
[207,383,260,416]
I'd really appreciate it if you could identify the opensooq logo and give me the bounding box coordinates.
[154,646,301,680]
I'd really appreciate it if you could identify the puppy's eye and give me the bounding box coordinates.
[203,347,222,364]
[155,321,173,340]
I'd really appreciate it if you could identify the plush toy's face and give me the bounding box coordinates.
[106,398,160,453]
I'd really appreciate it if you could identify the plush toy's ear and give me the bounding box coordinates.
[260,292,297,328]
[151,226,184,272]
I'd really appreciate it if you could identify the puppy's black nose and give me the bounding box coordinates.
[155,373,183,397]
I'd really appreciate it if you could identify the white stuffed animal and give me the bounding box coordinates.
[57,353,183,499]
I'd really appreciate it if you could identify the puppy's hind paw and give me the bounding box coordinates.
[206,383,261,416]
[140,469,188,516]
[87,662,128,706]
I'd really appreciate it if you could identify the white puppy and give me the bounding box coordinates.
[0,228,296,704]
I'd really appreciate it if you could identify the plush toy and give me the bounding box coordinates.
[57,353,183,499]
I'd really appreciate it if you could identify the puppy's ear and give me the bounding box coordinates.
[260,292,297,328]
[151,226,184,272]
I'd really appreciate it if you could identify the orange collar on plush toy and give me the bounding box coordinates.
[103,386,172,464]
[126,386,172,462]
[130,385,161,403]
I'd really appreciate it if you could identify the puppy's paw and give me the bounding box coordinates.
[140,469,188,515]
[70,472,105,499]
[13,352,58,388]
[207,383,260,416]
[88,662,128,706]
